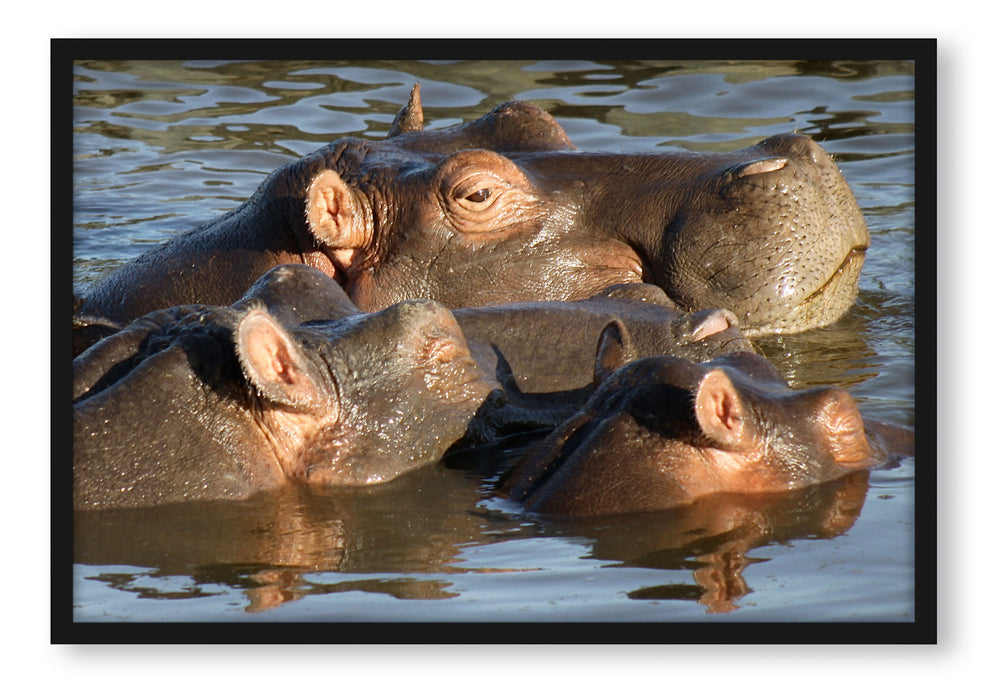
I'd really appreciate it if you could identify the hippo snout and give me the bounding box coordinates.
[384,299,463,337]
[380,299,476,365]
[811,386,875,467]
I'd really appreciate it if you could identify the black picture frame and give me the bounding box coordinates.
[52,37,935,645]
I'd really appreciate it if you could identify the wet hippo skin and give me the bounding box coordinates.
[73,267,495,510]
[501,324,913,517]
[73,265,754,510]
[74,84,869,355]
[452,283,752,409]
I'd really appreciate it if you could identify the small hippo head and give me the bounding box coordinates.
[502,324,889,517]
[235,299,495,488]
[73,294,495,510]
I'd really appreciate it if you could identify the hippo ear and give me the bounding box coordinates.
[388,83,424,137]
[235,308,331,413]
[306,170,370,264]
[694,369,750,449]
[593,320,636,387]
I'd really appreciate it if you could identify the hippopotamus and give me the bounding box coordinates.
[73,84,869,355]
[452,283,752,401]
[74,264,754,509]
[73,265,496,510]
[501,325,913,517]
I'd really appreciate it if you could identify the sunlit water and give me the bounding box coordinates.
[70,59,915,623]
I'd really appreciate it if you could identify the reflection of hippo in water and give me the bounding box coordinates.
[74,265,752,510]
[539,469,872,613]
[73,466,489,612]
[501,324,913,517]
[73,464,874,614]
[74,84,869,355]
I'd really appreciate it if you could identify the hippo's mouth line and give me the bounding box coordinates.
[741,245,867,337]
[804,246,867,305]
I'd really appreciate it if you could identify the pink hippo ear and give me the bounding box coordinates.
[235,308,332,413]
[306,169,370,272]
[694,369,751,449]
[593,320,636,387]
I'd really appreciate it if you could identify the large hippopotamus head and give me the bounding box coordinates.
[75,85,869,347]
[501,324,911,517]
[302,85,869,335]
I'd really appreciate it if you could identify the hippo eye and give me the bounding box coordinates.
[450,178,503,213]
[465,188,491,203]
[439,150,542,233]
[452,180,499,205]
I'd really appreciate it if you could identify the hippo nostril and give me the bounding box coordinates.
[673,308,740,343]
[391,302,471,363]
[730,157,789,180]
[424,330,463,364]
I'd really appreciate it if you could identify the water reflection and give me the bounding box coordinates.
[752,299,881,390]
[544,470,870,613]
[74,463,493,612]
[75,444,872,616]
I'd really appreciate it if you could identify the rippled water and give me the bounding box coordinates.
[68,58,916,626]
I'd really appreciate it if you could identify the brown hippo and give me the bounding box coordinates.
[73,84,869,354]
[451,283,752,417]
[501,323,913,517]
[447,283,755,443]
[73,266,495,510]
[74,265,752,510]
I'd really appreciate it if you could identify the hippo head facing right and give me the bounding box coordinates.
[300,86,869,335]
[502,325,903,517]
[73,275,495,510]
[75,86,869,343]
